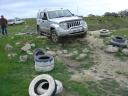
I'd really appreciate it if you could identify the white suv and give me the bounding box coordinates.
[37,9,88,42]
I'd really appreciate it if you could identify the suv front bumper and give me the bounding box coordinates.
[56,26,88,36]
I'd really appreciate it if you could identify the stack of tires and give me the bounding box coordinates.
[29,74,63,96]
[100,29,111,37]
[110,36,127,47]
[33,49,54,72]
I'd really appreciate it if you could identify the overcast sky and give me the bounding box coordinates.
[0,0,128,19]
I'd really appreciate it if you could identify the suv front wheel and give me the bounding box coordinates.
[51,29,61,43]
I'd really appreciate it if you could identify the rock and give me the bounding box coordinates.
[15,42,21,45]
[5,44,13,53]
[31,43,36,48]
[76,53,87,60]
[56,50,63,55]
[63,53,73,57]
[26,50,33,55]
[122,49,128,55]
[62,50,68,54]
[21,43,31,52]
[72,50,78,56]
[82,48,89,53]
[45,46,50,50]
[105,45,119,53]
[46,51,56,56]
[8,53,17,58]
[15,33,26,36]
[36,36,47,39]
[19,55,28,62]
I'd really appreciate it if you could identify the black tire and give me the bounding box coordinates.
[51,29,61,43]
[33,48,45,61]
[110,36,127,47]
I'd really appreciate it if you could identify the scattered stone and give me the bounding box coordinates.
[56,50,63,55]
[8,53,17,58]
[72,50,78,56]
[36,36,47,39]
[122,48,128,56]
[76,53,87,60]
[63,53,73,57]
[15,42,21,45]
[21,43,31,52]
[82,48,89,53]
[5,44,13,53]
[15,33,26,36]
[45,46,50,50]
[31,43,36,48]
[19,55,28,62]
[105,45,119,53]
[46,51,56,56]
[26,50,33,55]
[62,50,68,54]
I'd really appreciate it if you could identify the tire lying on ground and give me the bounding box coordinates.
[29,74,57,96]
[36,80,63,95]
[34,55,54,72]
[33,48,45,60]
[110,36,127,47]
[100,29,111,37]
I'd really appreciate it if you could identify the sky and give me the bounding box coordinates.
[0,0,128,19]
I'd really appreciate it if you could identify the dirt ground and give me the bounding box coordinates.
[86,31,128,87]
[58,31,128,96]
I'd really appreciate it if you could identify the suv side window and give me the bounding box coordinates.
[42,13,48,20]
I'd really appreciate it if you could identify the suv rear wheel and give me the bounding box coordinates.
[51,29,61,43]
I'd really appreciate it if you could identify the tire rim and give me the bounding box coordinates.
[52,32,58,43]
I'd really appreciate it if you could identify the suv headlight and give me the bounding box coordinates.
[59,22,67,30]
[81,20,87,28]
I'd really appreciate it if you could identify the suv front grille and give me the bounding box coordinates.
[67,20,81,29]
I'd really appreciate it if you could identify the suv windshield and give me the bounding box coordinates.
[48,10,73,19]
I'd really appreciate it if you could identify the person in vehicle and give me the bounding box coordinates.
[0,15,8,35]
